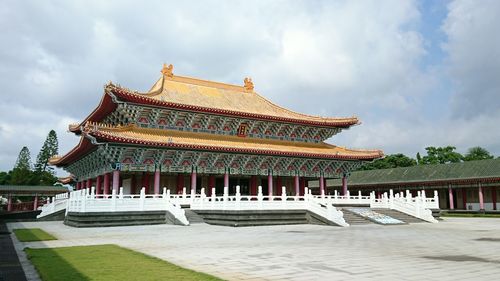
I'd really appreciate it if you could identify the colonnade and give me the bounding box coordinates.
[75,170,350,197]
[446,183,497,211]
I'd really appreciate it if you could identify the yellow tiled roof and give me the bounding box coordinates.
[118,65,359,126]
[85,123,383,160]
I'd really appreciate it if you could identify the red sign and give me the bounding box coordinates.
[237,123,249,137]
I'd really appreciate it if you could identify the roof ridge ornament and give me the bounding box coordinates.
[243,77,254,91]
[161,63,174,78]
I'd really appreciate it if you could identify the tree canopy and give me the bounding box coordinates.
[420,146,463,165]
[463,146,494,161]
[359,146,497,171]
[359,153,417,170]
[35,130,58,173]
[3,133,59,186]
[15,146,32,170]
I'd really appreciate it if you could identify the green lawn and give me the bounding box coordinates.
[441,213,500,218]
[25,244,223,281]
[13,228,57,242]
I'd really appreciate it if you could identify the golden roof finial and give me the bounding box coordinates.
[243,77,254,91]
[161,63,174,78]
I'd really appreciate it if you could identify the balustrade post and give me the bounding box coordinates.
[257,186,263,209]
[304,187,309,202]
[111,189,116,212]
[434,190,439,208]
[81,190,87,212]
[163,188,167,199]
[190,188,195,204]
[91,186,95,199]
[139,188,145,211]
[235,185,241,209]
[211,188,216,209]
[389,189,394,209]
[50,197,55,213]
[281,186,287,207]
[358,190,362,204]
[200,188,206,208]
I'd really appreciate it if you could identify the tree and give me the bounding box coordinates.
[416,152,422,165]
[35,130,58,173]
[14,146,32,170]
[359,153,417,170]
[463,147,494,161]
[420,146,463,165]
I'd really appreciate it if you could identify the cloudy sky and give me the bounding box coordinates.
[1,0,499,174]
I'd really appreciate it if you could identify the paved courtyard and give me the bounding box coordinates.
[7,218,500,281]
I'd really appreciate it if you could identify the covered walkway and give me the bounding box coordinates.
[312,158,500,211]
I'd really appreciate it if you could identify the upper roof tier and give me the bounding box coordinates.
[70,64,359,133]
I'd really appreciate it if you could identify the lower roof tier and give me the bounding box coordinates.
[50,122,383,167]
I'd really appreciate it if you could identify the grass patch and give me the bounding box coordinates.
[441,213,500,218]
[25,244,223,281]
[13,228,57,242]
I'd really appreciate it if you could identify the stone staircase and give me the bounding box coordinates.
[184,209,205,224]
[338,208,373,225]
[64,211,168,227]
[371,209,425,223]
[193,209,311,227]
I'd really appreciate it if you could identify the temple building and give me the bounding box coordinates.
[50,64,383,197]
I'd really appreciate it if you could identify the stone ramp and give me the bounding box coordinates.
[371,209,426,223]
[184,209,205,224]
[338,208,374,225]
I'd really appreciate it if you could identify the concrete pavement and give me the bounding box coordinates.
[8,218,500,281]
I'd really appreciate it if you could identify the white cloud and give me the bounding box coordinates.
[0,0,499,175]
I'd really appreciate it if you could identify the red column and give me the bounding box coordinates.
[208,175,216,196]
[319,175,325,196]
[492,187,497,211]
[478,183,485,210]
[86,178,92,190]
[448,184,454,210]
[112,170,120,193]
[342,174,348,196]
[300,177,305,196]
[294,175,300,196]
[190,170,197,194]
[154,170,161,195]
[142,172,149,193]
[33,195,38,210]
[323,177,328,195]
[276,177,282,194]
[131,174,137,194]
[268,173,273,196]
[75,182,80,191]
[7,195,12,212]
[96,176,102,195]
[462,188,467,210]
[103,173,110,195]
[224,172,229,189]
[176,174,184,194]
[250,175,257,196]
